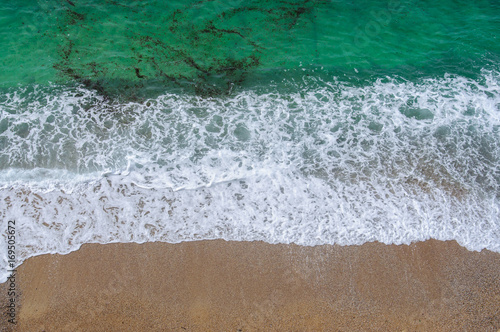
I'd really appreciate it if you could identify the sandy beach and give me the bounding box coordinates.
[1,239,499,331]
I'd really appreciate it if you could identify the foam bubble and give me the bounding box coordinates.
[1,70,499,282]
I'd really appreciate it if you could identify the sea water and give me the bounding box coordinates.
[0,0,499,282]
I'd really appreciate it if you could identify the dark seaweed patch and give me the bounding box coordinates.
[52,0,316,101]
[135,68,145,79]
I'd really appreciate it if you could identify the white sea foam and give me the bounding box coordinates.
[1,71,499,282]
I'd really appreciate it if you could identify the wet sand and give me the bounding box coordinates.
[2,239,499,331]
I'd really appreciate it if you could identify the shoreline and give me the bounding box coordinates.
[2,239,499,331]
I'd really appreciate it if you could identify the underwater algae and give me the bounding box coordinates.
[48,0,319,99]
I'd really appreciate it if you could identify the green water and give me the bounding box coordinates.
[1,0,500,279]
[1,0,499,98]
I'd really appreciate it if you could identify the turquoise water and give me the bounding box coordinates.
[1,0,499,281]
[2,0,499,95]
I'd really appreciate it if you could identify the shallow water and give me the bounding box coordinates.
[1,0,499,282]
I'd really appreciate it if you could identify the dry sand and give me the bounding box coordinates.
[1,239,499,331]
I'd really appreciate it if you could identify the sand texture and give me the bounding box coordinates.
[1,239,499,331]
